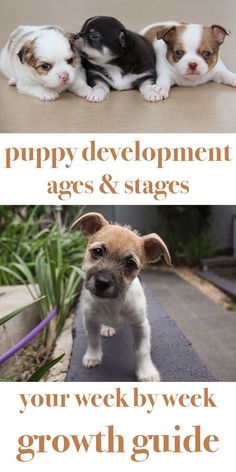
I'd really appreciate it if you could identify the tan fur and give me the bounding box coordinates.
[19,41,37,67]
[71,212,171,274]
[161,26,187,64]
[35,61,54,75]
[144,24,228,68]
[144,26,162,43]
[198,26,223,70]
[20,42,54,75]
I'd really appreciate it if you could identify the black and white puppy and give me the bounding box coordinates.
[69,16,160,102]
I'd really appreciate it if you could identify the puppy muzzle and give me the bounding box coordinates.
[73,36,86,52]
[85,268,123,299]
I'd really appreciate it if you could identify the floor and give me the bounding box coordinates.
[0,0,236,132]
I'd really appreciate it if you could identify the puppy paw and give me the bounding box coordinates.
[101,325,116,337]
[137,366,160,382]
[142,86,162,102]
[228,76,236,87]
[87,88,107,102]
[83,352,102,368]
[154,84,169,100]
[40,90,60,101]
[73,84,92,98]
[8,78,16,86]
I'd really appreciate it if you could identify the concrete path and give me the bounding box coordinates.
[144,270,236,381]
[66,269,236,382]
[0,285,40,374]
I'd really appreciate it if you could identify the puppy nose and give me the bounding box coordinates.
[95,275,112,291]
[71,33,80,41]
[59,72,69,82]
[74,36,85,49]
[188,62,198,71]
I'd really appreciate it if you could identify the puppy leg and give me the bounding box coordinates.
[139,79,162,102]
[154,75,171,100]
[131,319,160,382]
[101,325,116,337]
[16,82,59,101]
[213,61,236,87]
[69,66,92,98]
[83,318,103,368]
[86,81,110,103]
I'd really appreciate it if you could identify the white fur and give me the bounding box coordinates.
[86,65,159,102]
[94,64,150,90]
[140,22,236,100]
[80,45,115,65]
[86,81,110,102]
[0,25,91,100]
[81,277,160,381]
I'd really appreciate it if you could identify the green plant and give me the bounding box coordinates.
[0,227,85,346]
[27,354,65,381]
[0,296,45,326]
[177,232,216,266]
[0,206,86,347]
[0,206,85,285]
[158,206,215,266]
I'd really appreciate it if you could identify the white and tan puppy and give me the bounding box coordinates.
[140,22,236,100]
[71,212,171,382]
[0,25,91,100]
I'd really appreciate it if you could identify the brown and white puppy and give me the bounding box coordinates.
[140,22,236,100]
[0,25,91,100]
[71,212,171,381]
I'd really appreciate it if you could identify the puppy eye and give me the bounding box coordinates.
[91,247,103,258]
[125,258,137,270]
[175,49,184,58]
[41,63,52,71]
[89,32,99,41]
[67,57,74,65]
[202,50,211,59]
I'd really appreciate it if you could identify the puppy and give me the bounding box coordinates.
[0,25,91,100]
[70,212,171,381]
[69,16,160,102]
[140,22,236,100]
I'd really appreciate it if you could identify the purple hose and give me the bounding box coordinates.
[0,307,57,365]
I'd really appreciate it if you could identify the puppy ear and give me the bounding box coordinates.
[118,30,126,47]
[156,26,176,42]
[84,16,97,26]
[70,212,109,239]
[211,25,230,44]
[17,41,35,65]
[118,30,133,48]
[142,233,171,265]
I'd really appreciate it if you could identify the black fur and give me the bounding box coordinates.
[70,16,157,90]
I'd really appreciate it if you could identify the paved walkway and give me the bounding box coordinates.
[67,269,236,382]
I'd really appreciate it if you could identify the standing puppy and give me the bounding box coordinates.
[69,16,160,102]
[140,22,236,100]
[0,25,91,100]
[70,212,171,381]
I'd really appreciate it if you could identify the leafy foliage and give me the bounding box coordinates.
[158,206,215,266]
[0,206,86,345]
